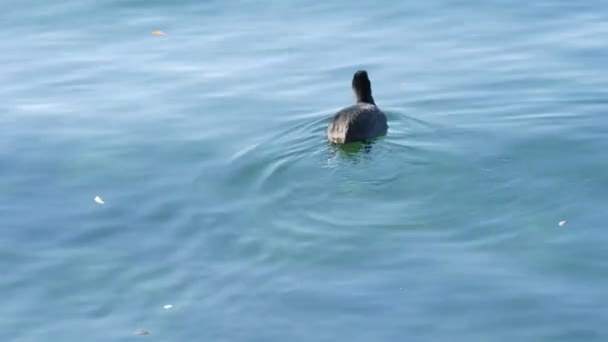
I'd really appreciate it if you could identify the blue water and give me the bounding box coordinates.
[2,1,608,341]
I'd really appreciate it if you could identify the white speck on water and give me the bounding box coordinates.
[94,196,105,204]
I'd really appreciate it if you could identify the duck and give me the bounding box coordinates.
[327,70,388,144]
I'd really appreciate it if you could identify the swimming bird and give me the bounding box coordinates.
[327,70,388,144]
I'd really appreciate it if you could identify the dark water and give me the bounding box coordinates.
[2,1,608,341]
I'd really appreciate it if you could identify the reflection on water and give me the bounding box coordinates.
[327,139,379,167]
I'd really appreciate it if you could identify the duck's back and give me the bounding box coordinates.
[327,103,388,144]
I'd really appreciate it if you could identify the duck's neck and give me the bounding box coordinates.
[357,94,375,105]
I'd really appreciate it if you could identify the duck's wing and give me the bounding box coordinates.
[327,104,385,143]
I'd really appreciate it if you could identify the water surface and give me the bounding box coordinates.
[1,1,608,341]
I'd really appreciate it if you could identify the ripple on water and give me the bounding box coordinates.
[218,105,459,273]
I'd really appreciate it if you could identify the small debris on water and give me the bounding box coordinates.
[559,220,567,227]
[164,304,173,309]
[94,196,105,205]
[151,30,165,35]
[134,329,151,335]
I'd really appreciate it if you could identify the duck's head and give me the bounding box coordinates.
[352,70,375,105]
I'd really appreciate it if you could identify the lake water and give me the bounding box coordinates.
[2,1,608,341]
